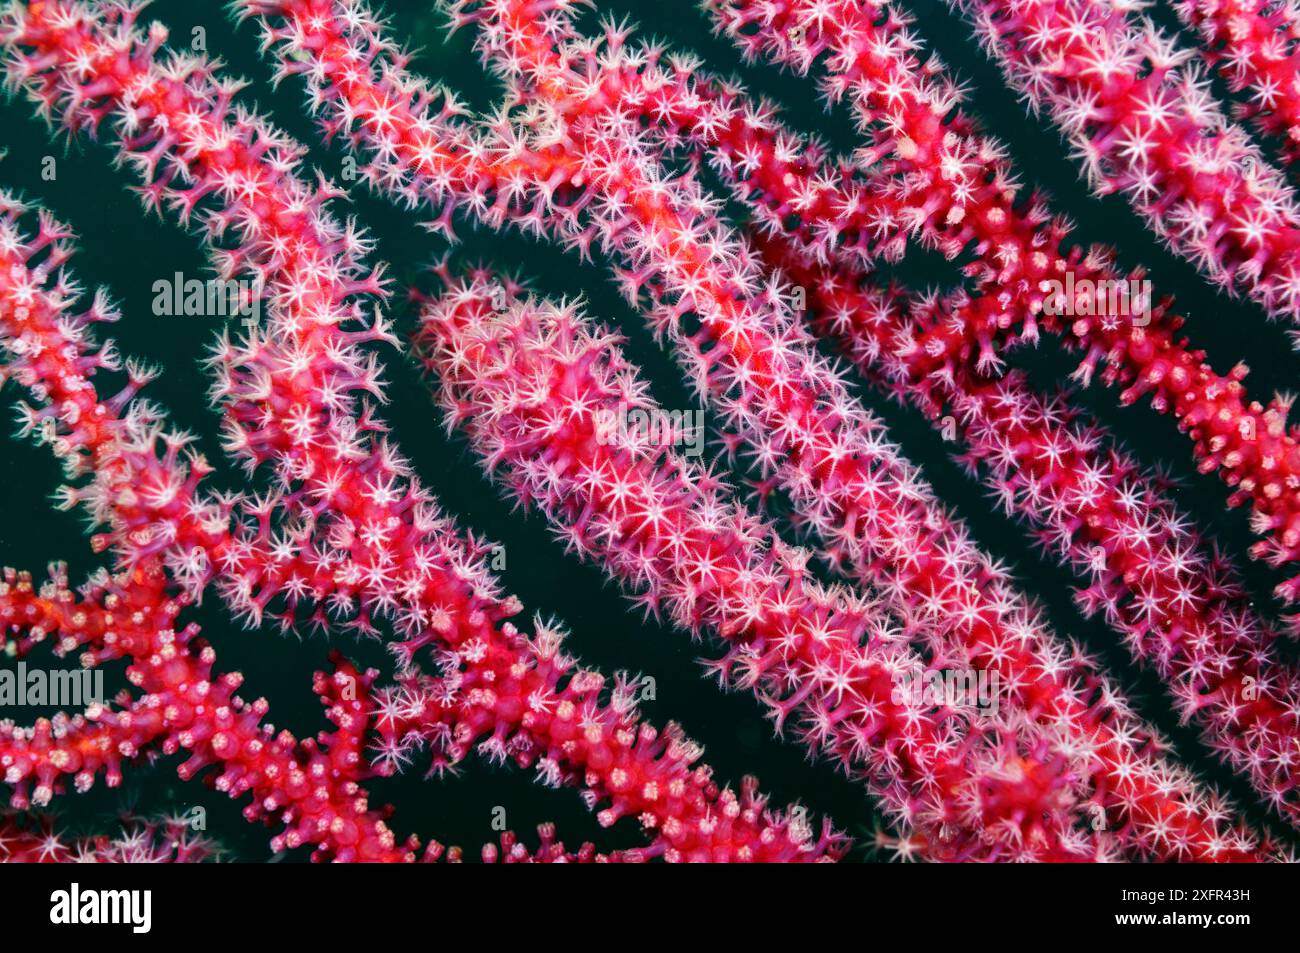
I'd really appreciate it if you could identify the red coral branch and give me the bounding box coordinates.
[1173,0,1300,166]
[415,272,1119,861]
[760,234,1300,827]
[224,0,1281,860]
[0,5,822,860]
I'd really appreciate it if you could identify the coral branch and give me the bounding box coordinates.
[229,0,1282,860]
[0,562,421,861]
[1173,0,1300,165]
[0,5,823,861]
[0,0,1293,863]
[0,810,220,862]
[417,271,1276,859]
[697,0,1300,599]
[952,0,1300,315]
[761,234,1300,827]
[416,272,1116,861]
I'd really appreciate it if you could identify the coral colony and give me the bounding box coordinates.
[2,0,1300,864]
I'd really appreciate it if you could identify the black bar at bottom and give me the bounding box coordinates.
[0,860,1283,943]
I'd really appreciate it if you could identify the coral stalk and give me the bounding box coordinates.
[762,235,1300,827]
[237,0,1278,860]
[0,5,824,861]
[952,0,1300,317]
[698,0,1300,600]
[1173,0,1300,166]
[417,272,1117,861]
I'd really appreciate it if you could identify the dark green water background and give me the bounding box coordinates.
[2,0,1299,861]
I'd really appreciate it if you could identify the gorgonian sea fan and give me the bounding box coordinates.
[0,5,838,863]
[415,270,1123,862]
[0,0,1297,863]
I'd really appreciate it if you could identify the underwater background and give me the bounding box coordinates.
[2,0,1300,860]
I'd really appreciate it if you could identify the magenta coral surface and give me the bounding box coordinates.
[0,0,1298,865]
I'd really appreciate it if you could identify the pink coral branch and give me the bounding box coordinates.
[0,194,416,861]
[696,0,1300,600]
[434,0,1300,610]
[0,561,422,861]
[472,0,1285,858]
[415,272,1120,861]
[0,568,672,863]
[0,0,1285,860]
[951,0,1300,315]
[0,4,825,861]
[702,0,1262,319]
[231,0,1282,860]
[417,270,1280,859]
[759,234,1300,827]
[1173,0,1300,166]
